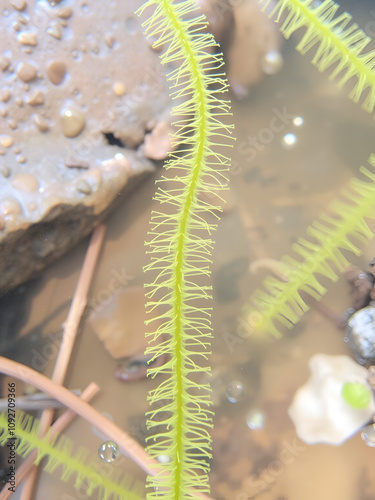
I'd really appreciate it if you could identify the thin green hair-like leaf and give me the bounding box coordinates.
[0,411,144,500]
[260,0,375,113]
[243,154,375,338]
[137,0,232,498]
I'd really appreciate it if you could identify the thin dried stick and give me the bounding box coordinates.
[0,382,100,500]
[0,357,214,500]
[21,224,106,500]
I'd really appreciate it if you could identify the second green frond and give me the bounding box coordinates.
[0,411,144,500]
[260,0,375,113]
[243,154,375,338]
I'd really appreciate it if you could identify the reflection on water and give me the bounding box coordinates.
[2,0,375,498]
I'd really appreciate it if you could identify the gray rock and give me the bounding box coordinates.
[0,0,172,294]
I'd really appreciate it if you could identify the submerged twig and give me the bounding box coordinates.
[20,224,106,499]
[0,357,214,500]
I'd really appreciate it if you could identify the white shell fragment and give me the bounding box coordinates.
[288,354,375,445]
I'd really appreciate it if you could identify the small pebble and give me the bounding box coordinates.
[16,61,37,82]
[246,409,265,430]
[46,60,66,85]
[98,441,119,463]
[76,179,91,195]
[104,34,115,48]
[0,89,10,102]
[0,56,10,71]
[0,198,22,216]
[8,119,18,129]
[17,30,38,46]
[12,174,38,192]
[226,380,245,403]
[0,135,13,148]
[11,0,26,11]
[60,106,85,137]
[57,6,72,18]
[0,166,10,178]
[32,113,49,132]
[47,23,62,39]
[16,155,26,164]
[113,82,126,96]
[26,90,44,106]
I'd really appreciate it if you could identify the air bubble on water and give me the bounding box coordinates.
[246,409,265,430]
[157,454,172,464]
[361,424,375,447]
[98,440,119,463]
[261,50,283,75]
[282,133,297,149]
[226,380,245,403]
[292,116,304,127]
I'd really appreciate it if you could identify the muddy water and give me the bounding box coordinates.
[3,1,375,499]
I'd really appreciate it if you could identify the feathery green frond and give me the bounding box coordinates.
[0,411,144,500]
[137,0,232,498]
[260,0,375,113]
[243,154,375,338]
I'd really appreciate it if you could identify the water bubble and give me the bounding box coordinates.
[226,380,245,403]
[292,116,304,127]
[246,409,265,430]
[261,50,283,75]
[281,133,297,149]
[98,441,119,463]
[361,424,375,447]
[157,454,172,464]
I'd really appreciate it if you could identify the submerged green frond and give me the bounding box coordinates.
[243,154,375,338]
[260,0,375,113]
[137,0,232,498]
[0,411,144,500]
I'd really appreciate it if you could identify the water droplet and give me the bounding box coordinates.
[157,454,172,464]
[98,441,119,463]
[281,133,297,149]
[292,116,304,127]
[226,380,245,403]
[246,409,265,430]
[261,50,283,75]
[361,424,375,447]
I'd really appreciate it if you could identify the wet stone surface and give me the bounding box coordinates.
[0,0,173,295]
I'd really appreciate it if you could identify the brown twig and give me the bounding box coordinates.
[0,382,100,500]
[0,357,214,500]
[20,224,106,499]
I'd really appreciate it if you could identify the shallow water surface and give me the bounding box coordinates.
[2,0,375,498]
